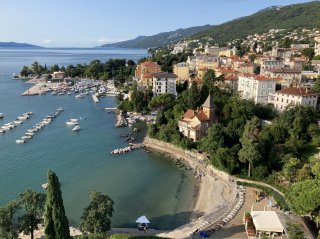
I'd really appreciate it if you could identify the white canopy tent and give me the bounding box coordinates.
[136,215,150,224]
[251,211,284,233]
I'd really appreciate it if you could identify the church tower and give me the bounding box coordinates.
[202,94,216,121]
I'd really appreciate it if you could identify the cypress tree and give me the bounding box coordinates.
[44,170,70,239]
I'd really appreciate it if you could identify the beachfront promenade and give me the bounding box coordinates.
[143,137,238,239]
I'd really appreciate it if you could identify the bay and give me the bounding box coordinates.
[0,48,197,229]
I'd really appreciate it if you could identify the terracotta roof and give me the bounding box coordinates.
[276,87,318,96]
[225,75,238,81]
[183,109,196,119]
[216,67,237,74]
[196,109,209,121]
[266,68,302,74]
[140,61,161,68]
[240,74,280,81]
[153,72,177,78]
[182,108,210,122]
[143,73,156,78]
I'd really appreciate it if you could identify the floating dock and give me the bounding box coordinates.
[92,94,99,103]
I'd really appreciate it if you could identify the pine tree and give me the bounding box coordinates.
[44,170,70,239]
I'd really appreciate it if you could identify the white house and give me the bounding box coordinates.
[238,74,278,104]
[268,87,318,111]
[152,72,177,96]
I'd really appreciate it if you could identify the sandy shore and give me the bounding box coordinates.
[143,137,236,238]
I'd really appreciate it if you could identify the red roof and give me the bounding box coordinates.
[182,108,209,122]
[140,61,161,68]
[276,87,318,96]
[266,68,302,74]
[240,74,280,81]
[225,75,238,81]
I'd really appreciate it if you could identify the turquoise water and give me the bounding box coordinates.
[0,48,197,229]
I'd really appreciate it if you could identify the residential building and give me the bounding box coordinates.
[260,59,284,75]
[187,56,196,71]
[195,56,219,71]
[264,68,302,85]
[52,71,65,79]
[135,61,161,81]
[236,63,255,74]
[271,48,299,60]
[152,72,177,96]
[238,74,278,104]
[224,75,239,92]
[173,62,190,82]
[268,87,318,111]
[178,94,217,142]
[215,67,238,78]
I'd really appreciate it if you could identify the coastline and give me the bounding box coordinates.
[143,136,237,238]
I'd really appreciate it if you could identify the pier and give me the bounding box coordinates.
[92,93,99,103]
[111,143,145,154]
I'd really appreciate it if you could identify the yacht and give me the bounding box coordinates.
[72,125,81,132]
[16,139,25,144]
[66,118,79,126]
[75,93,85,98]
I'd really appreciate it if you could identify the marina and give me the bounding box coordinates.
[0,48,197,230]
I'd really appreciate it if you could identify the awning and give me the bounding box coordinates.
[251,211,284,233]
[135,215,150,224]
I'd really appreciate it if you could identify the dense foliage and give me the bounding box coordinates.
[80,191,114,234]
[20,59,136,87]
[100,25,212,49]
[190,1,320,45]
[44,170,70,239]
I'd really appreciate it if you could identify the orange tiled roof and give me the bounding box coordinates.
[196,109,209,122]
[240,74,281,81]
[140,61,161,68]
[276,87,318,96]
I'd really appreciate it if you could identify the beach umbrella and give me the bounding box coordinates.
[135,215,150,224]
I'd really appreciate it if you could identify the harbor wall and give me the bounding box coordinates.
[143,136,231,182]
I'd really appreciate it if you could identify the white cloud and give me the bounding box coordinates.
[97,38,119,44]
[42,39,51,44]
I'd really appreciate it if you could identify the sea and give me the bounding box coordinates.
[0,48,197,229]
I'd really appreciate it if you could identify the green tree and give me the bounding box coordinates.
[148,93,176,112]
[18,190,46,239]
[238,116,262,177]
[283,157,300,182]
[287,223,305,239]
[287,179,320,216]
[312,77,320,93]
[199,124,224,155]
[0,201,20,239]
[80,191,114,234]
[44,170,70,239]
[301,48,315,62]
[20,66,30,77]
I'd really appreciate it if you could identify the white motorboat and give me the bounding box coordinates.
[21,135,32,140]
[25,132,35,136]
[66,118,79,126]
[0,129,5,134]
[75,93,85,98]
[16,139,25,144]
[13,120,22,125]
[57,107,64,111]
[72,125,81,132]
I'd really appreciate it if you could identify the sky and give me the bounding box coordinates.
[0,0,316,47]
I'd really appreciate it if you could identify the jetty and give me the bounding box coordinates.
[111,143,144,154]
[92,93,99,103]
[115,111,127,127]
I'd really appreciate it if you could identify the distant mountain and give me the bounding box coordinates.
[189,1,320,45]
[100,25,213,49]
[0,42,42,48]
